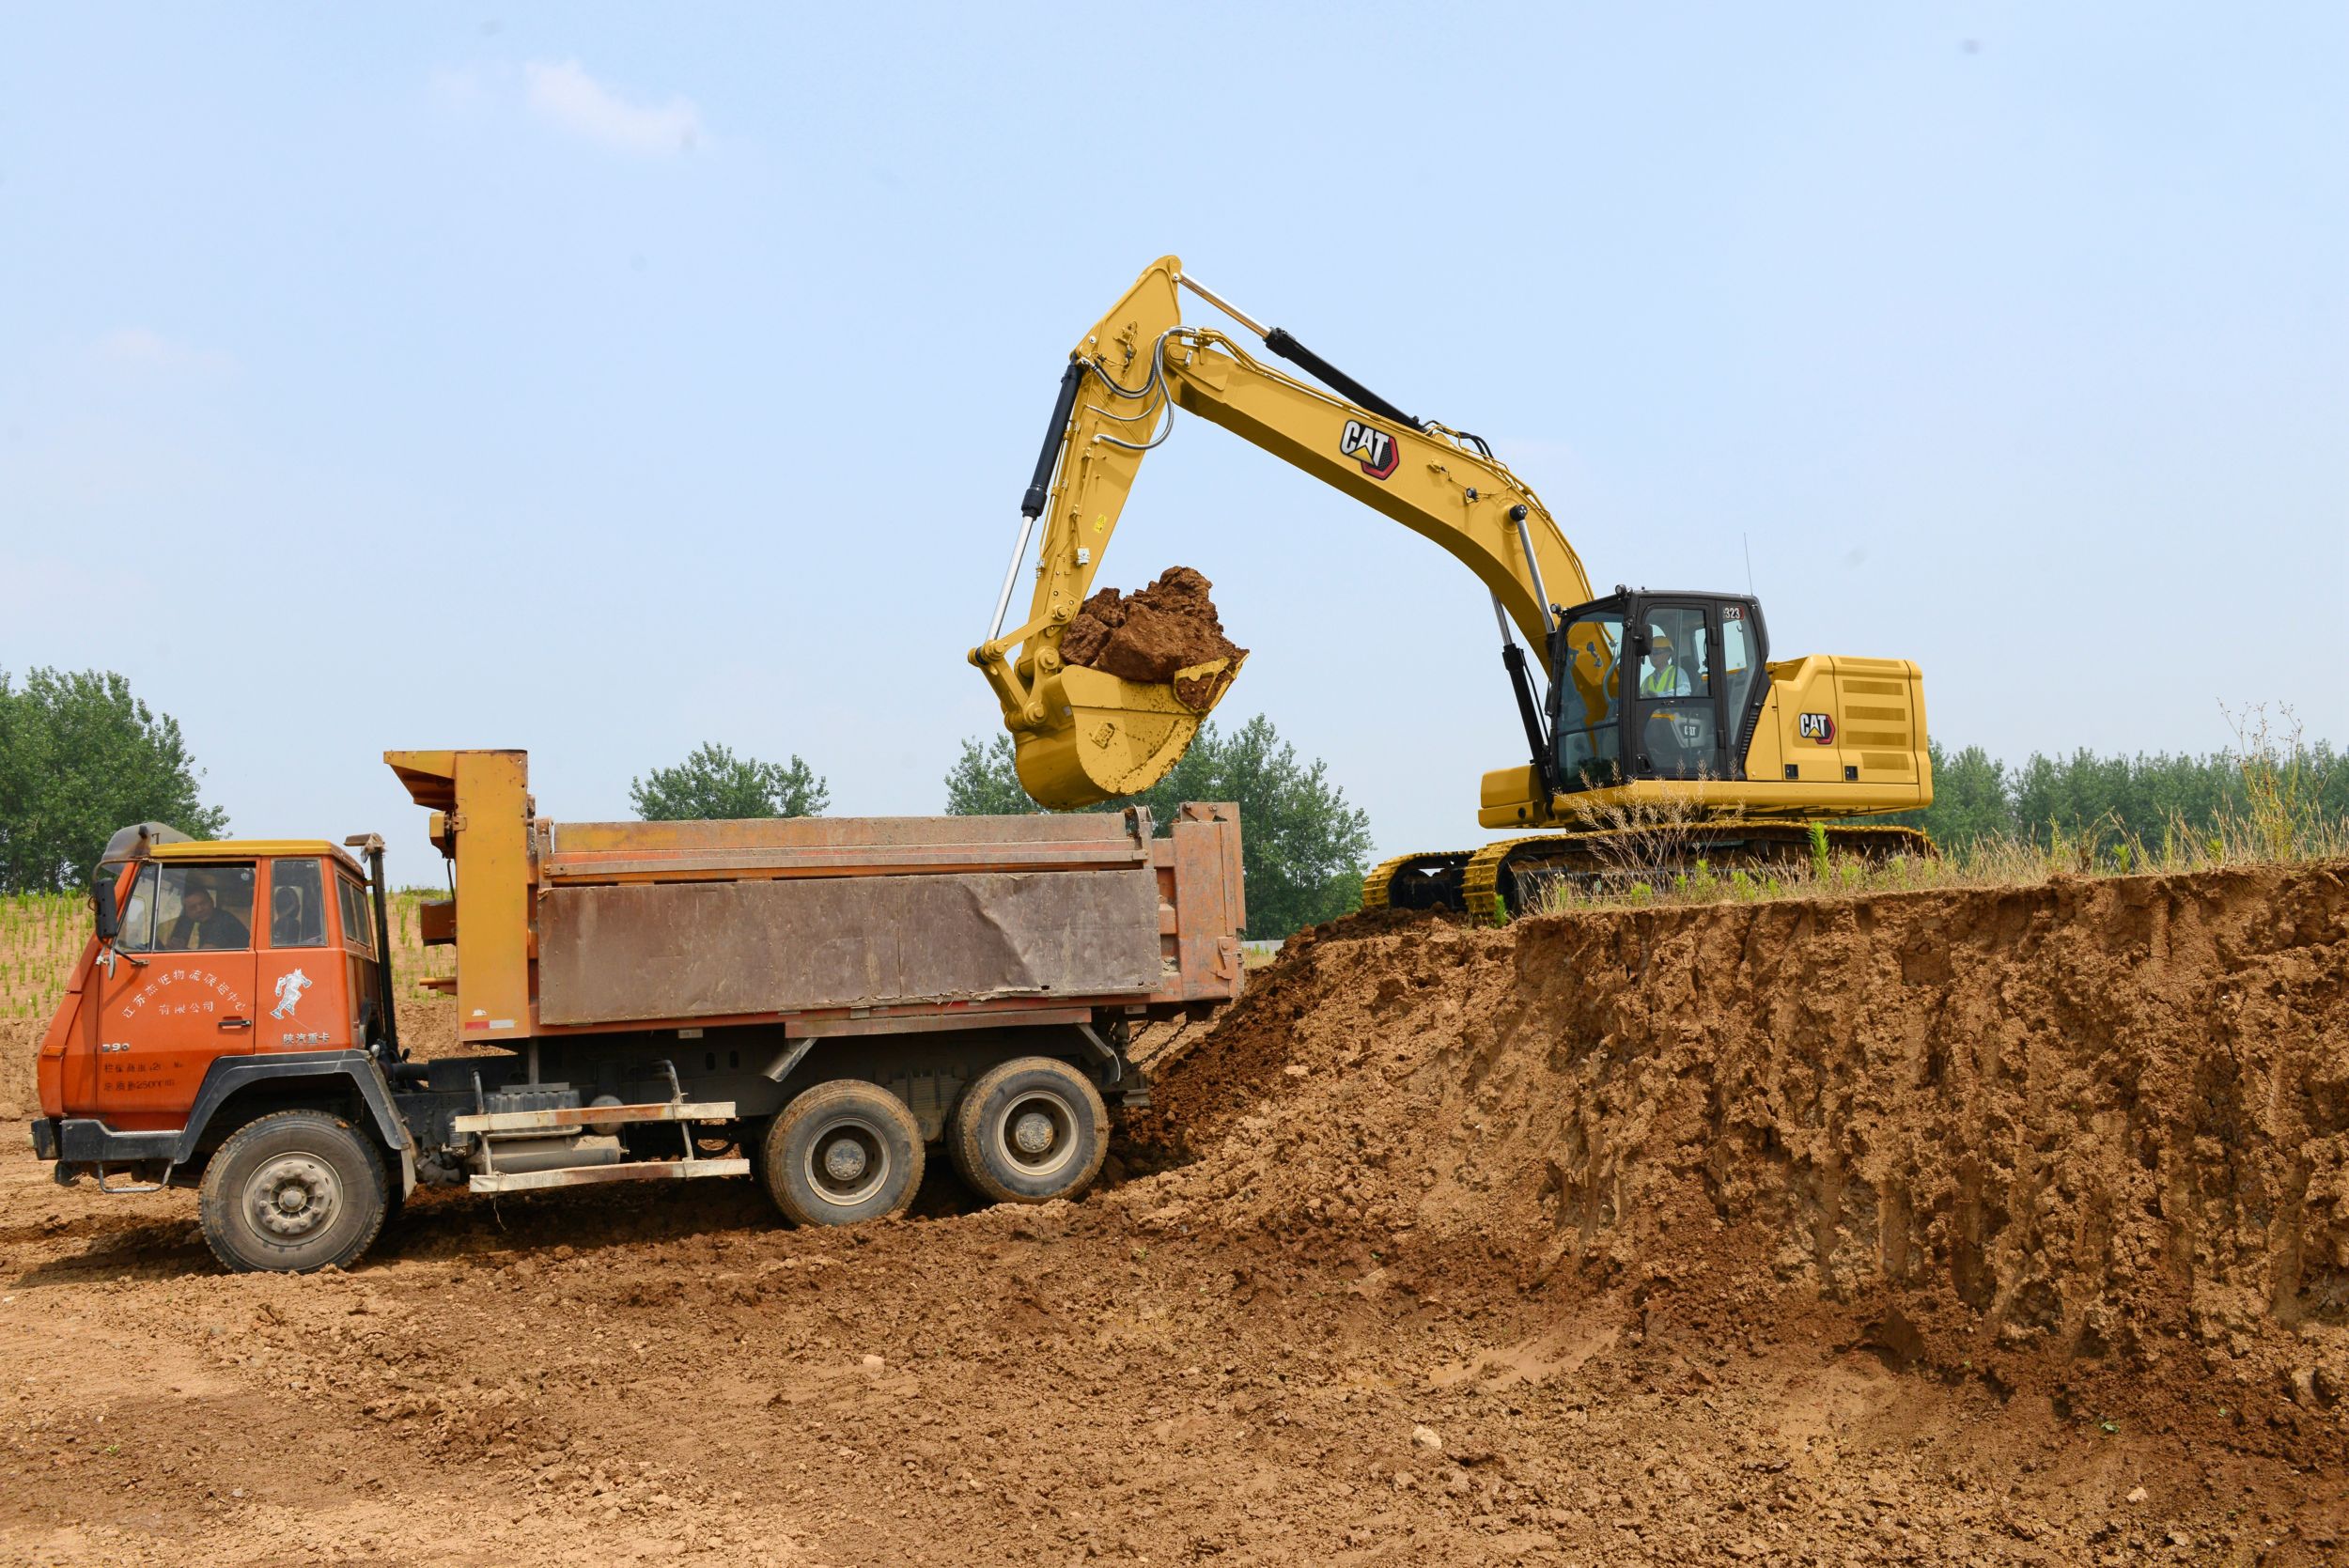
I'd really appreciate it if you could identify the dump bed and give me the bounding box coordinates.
[386,750,1244,1043]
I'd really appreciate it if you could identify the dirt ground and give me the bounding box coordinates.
[3,862,2346,1565]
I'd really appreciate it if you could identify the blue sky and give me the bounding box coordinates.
[3,4,2343,882]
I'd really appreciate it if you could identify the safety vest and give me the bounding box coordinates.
[1641,664,1688,697]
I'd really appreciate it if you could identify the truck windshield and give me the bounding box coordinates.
[1554,607,1625,790]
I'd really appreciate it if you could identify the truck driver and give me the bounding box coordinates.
[162,877,250,951]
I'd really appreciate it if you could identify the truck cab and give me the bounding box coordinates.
[32,824,412,1210]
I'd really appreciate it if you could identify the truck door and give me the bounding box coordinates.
[259,856,349,1051]
[87,861,260,1125]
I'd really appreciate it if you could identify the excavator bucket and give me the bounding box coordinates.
[1011,656,1246,809]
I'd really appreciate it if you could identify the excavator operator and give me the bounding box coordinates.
[1640,633,1692,698]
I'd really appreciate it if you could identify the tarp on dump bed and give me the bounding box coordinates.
[535,868,1163,1025]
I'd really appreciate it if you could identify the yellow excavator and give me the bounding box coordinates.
[971,256,1932,918]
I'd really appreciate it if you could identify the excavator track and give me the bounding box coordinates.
[1467,823,1934,923]
[1366,823,1935,924]
[1360,851,1472,912]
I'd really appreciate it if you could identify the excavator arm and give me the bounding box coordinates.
[972,255,1593,810]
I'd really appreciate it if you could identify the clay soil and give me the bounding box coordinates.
[1060,567,1246,705]
[3,862,2347,1565]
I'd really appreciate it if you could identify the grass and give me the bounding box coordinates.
[0,893,90,1021]
[1527,707,2348,917]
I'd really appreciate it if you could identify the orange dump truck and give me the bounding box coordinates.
[31,749,1245,1272]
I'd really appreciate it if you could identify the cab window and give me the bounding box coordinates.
[154,863,257,952]
[1554,607,1625,789]
[270,858,329,948]
[1720,603,1758,729]
[1637,607,1711,699]
[336,874,376,955]
[113,863,159,952]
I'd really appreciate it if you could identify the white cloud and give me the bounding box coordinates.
[522,59,704,156]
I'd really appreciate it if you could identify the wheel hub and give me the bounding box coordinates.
[246,1155,339,1239]
[822,1137,869,1183]
[1010,1110,1055,1157]
[802,1116,890,1207]
[997,1091,1077,1177]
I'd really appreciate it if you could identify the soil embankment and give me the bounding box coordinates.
[1139,862,2349,1450]
[1,863,2343,1564]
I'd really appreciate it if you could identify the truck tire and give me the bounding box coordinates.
[761,1080,924,1228]
[950,1057,1109,1207]
[197,1110,390,1274]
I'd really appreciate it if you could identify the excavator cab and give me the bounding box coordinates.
[1548,590,1770,790]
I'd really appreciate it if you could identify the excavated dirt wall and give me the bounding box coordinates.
[1139,862,2349,1437]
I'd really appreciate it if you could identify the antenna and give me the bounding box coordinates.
[1742,532,1755,597]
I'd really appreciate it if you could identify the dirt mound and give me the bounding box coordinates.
[1136,862,2349,1460]
[1060,567,1246,701]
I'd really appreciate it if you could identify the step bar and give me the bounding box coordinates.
[462,1095,746,1193]
[453,1100,735,1135]
[471,1156,750,1193]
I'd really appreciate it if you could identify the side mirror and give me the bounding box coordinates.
[93,877,119,941]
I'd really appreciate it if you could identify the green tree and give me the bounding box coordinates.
[1883,723,2348,853]
[1883,740,2015,848]
[942,735,1041,817]
[0,668,230,893]
[943,717,1375,939]
[630,742,829,821]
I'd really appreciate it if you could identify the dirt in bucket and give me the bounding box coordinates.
[1060,567,1247,694]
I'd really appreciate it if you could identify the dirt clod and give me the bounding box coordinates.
[1059,566,1246,688]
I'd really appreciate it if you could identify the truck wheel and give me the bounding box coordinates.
[197,1110,390,1274]
[951,1057,1109,1207]
[761,1080,924,1228]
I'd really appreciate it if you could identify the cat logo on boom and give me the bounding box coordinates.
[1339,419,1400,480]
